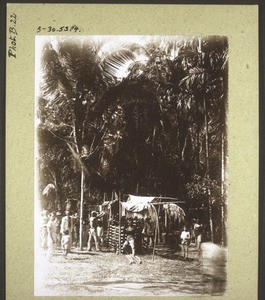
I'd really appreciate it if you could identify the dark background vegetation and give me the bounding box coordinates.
[37,35,228,243]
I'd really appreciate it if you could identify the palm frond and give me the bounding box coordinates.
[41,43,74,98]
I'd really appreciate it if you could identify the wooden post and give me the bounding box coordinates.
[152,221,158,261]
[136,182,139,195]
[157,199,161,244]
[165,209,167,230]
[79,167,84,251]
[118,191,121,254]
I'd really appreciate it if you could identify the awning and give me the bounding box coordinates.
[123,194,159,212]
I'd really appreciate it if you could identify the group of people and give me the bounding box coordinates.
[119,217,204,264]
[40,209,106,262]
[40,209,204,264]
[40,210,77,261]
[180,219,203,260]
[119,216,157,254]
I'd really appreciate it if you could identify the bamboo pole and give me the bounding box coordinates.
[123,194,183,201]
[151,201,185,205]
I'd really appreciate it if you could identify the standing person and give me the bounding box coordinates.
[135,218,143,254]
[97,220,104,249]
[87,211,104,251]
[190,219,196,244]
[61,230,71,257]
[161,223,167,245]
[40,210,48,251]
[54,212,62,247]
[123,220,142,264]
[72,212,80,247]
[159,216,166,245]
[46,212,57,262]
[194,219,202,246]
[200,242,227,295]
[142,217,154,248]
[196,225,203,262]
[82,220,89,248]
[60,210,73,251]
[180,225,191,259]
[123,220,136,256]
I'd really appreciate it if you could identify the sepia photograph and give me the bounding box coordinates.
[34,35,228,296]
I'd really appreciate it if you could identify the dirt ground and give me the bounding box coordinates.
[35,245,226,296]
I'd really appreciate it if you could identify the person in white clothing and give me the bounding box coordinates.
[46,212,57,262]
[61,230,71,257]
[180,225,191,259]
[60,210,73,250]
[194,219,202,246]
[40,210,48,250]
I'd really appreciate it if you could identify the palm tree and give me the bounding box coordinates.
[98,77,162,194]
[38,36,153,247]
[177,36,228,242]
[39,37,111,248]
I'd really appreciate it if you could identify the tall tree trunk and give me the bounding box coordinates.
[195,94,200,172]
[72,99,87,250]
[221,132,225,246]
[203,96,214,242]
[221,60,228,246]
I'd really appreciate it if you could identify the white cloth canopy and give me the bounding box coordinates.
[123,195,158,212]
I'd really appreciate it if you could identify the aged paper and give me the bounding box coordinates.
[6,4,258,299]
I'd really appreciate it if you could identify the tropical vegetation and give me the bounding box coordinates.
[36,35,228,244]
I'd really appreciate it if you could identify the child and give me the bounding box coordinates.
[180,226,191,259]
[61,230,71,257]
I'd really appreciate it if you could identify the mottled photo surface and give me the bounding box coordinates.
[35,35,228,296]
